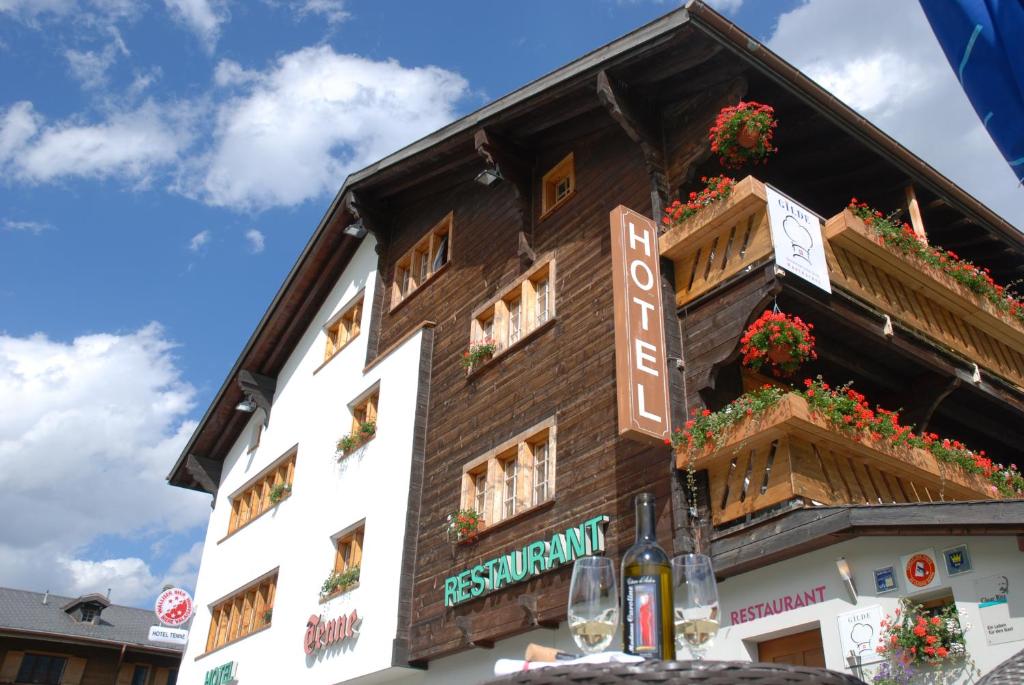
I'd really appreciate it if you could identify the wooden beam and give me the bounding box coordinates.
[237,370,276,427]
[342,190,387,255]
[904,184,928,244]
[882,373,960,434]
[185,454,222,496]
[474,128,535,262]
[596,69,667,217]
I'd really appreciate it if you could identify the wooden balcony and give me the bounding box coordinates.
[825,209,1024,389]
[659,176,773,307]
[675,394,994,526]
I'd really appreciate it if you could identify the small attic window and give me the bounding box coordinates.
[62,594,109,624]
[80,606,98,623]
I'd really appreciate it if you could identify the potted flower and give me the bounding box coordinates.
[262,608,273,624]
[873,598,967,683]
[709,101,778,168]
[461,339,496,370]
[739,310,816,377]
[446,509,482,543]
[320,566,360,599]
[269,483,291,504]
[336,420,376,456]
[662,176,736,230]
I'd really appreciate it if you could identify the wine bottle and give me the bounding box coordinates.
[621,492,675,659]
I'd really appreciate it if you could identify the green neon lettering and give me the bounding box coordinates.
[443,575,459,607]
[565,525,587,558]
[583,514,609,553]
[457,570,472,603]
[525,540,547,574]
[508,550,528,582]
[548,533,567,567]
[494,555,512,589]
[470,565,487,597]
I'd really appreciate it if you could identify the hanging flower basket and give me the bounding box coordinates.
[709,101,778,169]
[739,310,816,377]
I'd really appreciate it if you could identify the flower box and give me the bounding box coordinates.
[659,176,774,307]
[825,208,1024,386]
[675,393,994,526]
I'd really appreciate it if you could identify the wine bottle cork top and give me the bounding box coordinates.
[524,644,560,662]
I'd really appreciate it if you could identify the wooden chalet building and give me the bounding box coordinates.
[169,2,1024,683]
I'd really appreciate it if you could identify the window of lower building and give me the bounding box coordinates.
[323,524,364,599]
[16,654,67,685]
[391,212,453,308]
[324,292,363,361]
[541,153,575,217]
[460,421,555,528]
[165,670,178,685]
[351,390,378,435]
[227,450,296,535]
[469,259,556,365]
[205,571,278,654]
[129,665,150,685]
[757,627,825,667]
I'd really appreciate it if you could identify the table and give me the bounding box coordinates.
[484,660,868,684]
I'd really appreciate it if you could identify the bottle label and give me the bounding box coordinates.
[624,575,663,657]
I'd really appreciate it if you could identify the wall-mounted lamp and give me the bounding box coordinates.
[343,220,367,238]
[474,167,503,187]
[836,557,857,602]
[235,397,257,413]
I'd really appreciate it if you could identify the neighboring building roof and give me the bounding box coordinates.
[711,500,1024,578]
[167,1,1024,492]
[0,587,185,654]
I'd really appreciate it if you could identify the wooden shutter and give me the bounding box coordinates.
[61,656,88,685]
[0,651,25,681]
[115,664,133,685]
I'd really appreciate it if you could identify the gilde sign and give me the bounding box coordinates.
[610,206,671,444]
[154,587,194,627]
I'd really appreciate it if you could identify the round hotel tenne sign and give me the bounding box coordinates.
[155,587,194,626]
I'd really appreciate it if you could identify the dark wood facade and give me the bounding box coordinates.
[0,636,179,685]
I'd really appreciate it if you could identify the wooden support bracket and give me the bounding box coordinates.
[454,615,495,649]
[596,70,667,218]
[884,373,960,434]
[518,594,559,629]
[237,369,276,427]
[185,454,222,497]
[342,190,387,256]
[474,128,535,262]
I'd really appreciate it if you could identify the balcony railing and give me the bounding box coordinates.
[659,176,774,307]
[825,209,1024,389]
[674,394,994,527]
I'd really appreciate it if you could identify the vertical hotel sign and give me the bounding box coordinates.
[610,206,670,444]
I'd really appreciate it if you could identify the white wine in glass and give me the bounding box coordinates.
[568,557,619,654]
[671,554,720,659]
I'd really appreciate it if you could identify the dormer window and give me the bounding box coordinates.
[62,593,109,624]
[79,606,98,623]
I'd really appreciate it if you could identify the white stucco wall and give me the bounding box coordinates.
[706,534,1023,683]
[176,236,428,685]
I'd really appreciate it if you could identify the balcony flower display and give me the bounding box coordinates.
[336,420,376,456]
[848,198,1024,325]
[873,599,967,677]
[320,566,360,599]
[670,377,1024,499]
[662,176,736,230]
[446,508,482,543]
[268,482,291,504]
[709,101,778,168]
[740,310,816,377]
[461,339,496,369]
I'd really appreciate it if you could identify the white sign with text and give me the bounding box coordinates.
[837,604,884,665]
[148,625,189,645]
[765,185,831,294]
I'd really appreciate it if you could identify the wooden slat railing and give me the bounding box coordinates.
[825,209,1024,389]
[674,394,995,526]
[659,176,774,307]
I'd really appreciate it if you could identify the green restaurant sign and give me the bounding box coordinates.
[204,661,236,685]
[444,515,609,607]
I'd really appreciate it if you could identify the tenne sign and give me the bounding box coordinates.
[444,515,609,607]
[148,625,188,645]
[610,206,671,444]
[304,610,360,655]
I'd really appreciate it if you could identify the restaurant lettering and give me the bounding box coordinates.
[610,206,670,444]
[729,585,826,625]
[444,515,609,607]
[304,610,360,655]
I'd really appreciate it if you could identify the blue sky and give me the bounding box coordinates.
[1,0,1021,609]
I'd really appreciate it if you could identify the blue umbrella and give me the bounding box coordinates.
[919,0,1024,182]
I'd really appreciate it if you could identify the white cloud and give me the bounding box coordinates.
[2,219,52,234]
[0,100,192,184]
[163,0,228,52]
[766,0,1023,230]
[189,46,468,210]
[705,0,742,16]
[0,324,209,606]
[160,541,205,591]
[213,58,257,87]
[245,228,264,253]
[65,34,129,89]
[0,0,75,22]
[295,0,348,25]
[188,229,210,251]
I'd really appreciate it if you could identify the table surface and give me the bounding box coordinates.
[484,659,868,684]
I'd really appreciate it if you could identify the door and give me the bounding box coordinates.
[757,627,825,667]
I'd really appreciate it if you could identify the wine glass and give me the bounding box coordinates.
[671,554,720,660]
[568,556,619,654]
